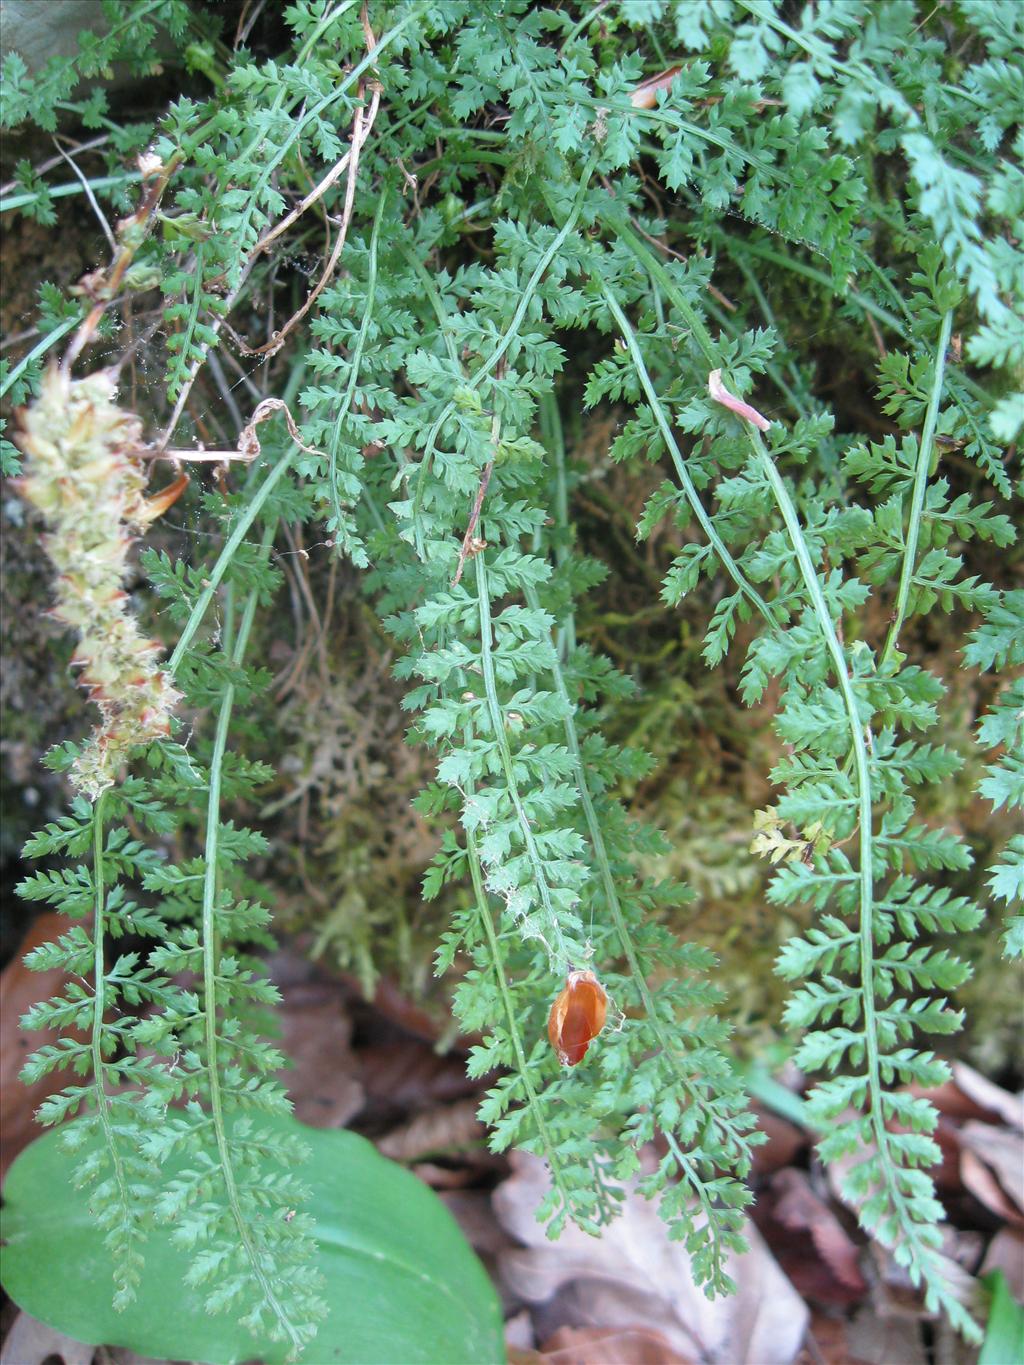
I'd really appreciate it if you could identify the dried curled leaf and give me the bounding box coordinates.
[708,369,772,432]
[548,970,608,1066]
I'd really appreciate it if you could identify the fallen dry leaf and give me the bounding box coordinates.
[359,971,452,1043]
[980,1226,1024,1300]
[961,1149,1024,1225]
[930,1114,967,1194]
[796,1313,858,1365]
[952,1063,1024,1130]
[0,1310,93,1365]
[0,912,82,1180]
[276,979,365,1127]
[914,1079,1000,1125]
[358,1039,479,1114]
[505,1309,536,1352]
[411,1159,485,1189]
[537,1325,694,1364]
[844,1303,928,1365]
[959,1120,1024,1218]
[493,1152,808,1365]
[377,1097,484,1162]
[941,1224,985,1275]
[441,1189,521,1260]
[865,1238,981,1327]
[750,1107,807,1178]
[771,1168,867,1293]
[824,1116,980,1325]
[916,1061,1022,1127]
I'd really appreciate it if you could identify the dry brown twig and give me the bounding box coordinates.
[61,150,181,373]
[232,81,382,358]
[253,127,362,258]
[157,4,385,447]
[452,463,494,588]
[157,396,324,464]
[453,380,505,587]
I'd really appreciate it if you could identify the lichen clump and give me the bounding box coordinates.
[16,366,179,798]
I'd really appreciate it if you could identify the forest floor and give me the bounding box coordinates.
[2,917,1021,1365]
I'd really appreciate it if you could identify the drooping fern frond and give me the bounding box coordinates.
[594,225,993,1336]
[137,453,326,1354]
[13,366,182,1307]
[6,0,1019,1351]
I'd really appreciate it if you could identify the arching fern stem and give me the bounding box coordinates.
[596,279,776,633]
[523,581,750,1290]
[168,368,307,673]
[89,788,139,1308]
[410,154,598,556]
[198,524,305,1356]
[744,415,979,1331]
[327,186,387,541]
[880,308,955,668]
[464,817,576,1223]
[475,540,573,973]
[606,226,975,1329]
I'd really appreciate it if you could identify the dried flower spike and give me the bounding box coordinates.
[548,969,609,1066]
[15,366,180,799]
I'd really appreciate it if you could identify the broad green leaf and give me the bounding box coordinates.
[0,1113,504,1365]
[979,1271,1024,1365]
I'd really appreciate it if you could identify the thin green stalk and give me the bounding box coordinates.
[168,449,296,674]
[223,0,366,207]
[736,0,916,128]
[730,251,811,417]
[90,791,136,1297]
[475,547,572,973]
[539,393,576,656]
[880,309,954,669]
[411,156,597,553]
[464,820,574,1217]
[162,7,414,442]
[200,533,301,1354]
[525,584,638,985]
[617,224,722,367]
[524,579,740,1274]
[0,317,79,400]
[577,92,778,176]
[750,434,877,1042]
[328,188,387,536]
[398,242,460,365]
[622,217,808,419]
[167,357,305,675]
[598,280,776,630]
[90,792,115,1115]
[714,310,807,423]
[558,0,609,50]
[747,424,961,1315]
[0,173,141,215]
[715,233,910,335]
[295,0,359,63]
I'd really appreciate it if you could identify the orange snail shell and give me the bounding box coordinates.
[547,969,608,1066]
